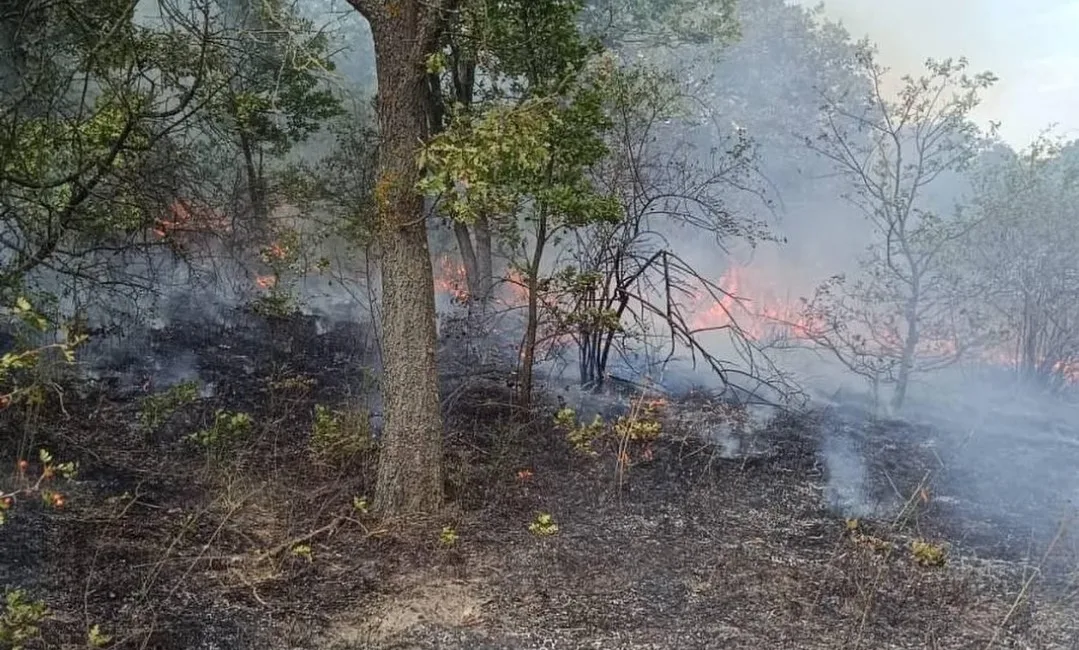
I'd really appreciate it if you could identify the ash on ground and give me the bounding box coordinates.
[0,309,1077,649]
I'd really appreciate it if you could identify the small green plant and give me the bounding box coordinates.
[352,495,370,514]
[137,380,199,433]
[613,403,663,442]
[910,538,948,567]
[187,410,253,460]
[439,525,458,547]
[1,449,77,525]
[555,400,662,464]
[87,623,112,647]
[528,512,559,537]
[554,408,604,455]
[0,589,48,650]
[290,544,313,562]
[0,296,87,410]
[309,404,373,466]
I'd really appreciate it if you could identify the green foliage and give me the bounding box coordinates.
[277,109,380,246]
[290,544,313,562]
[0,0,220,289]
[188,410,253,460]
[308,404,374,466]
[451,0,603,96]
[419,53,622,237]
[0,589,47,650]
[87,623,112,648]
[1,448,77,526]
[421,0,621,233]
[910,539,948,567]
[137,381,200,434]
[439,525,459,547]
[555,401,662,458]
[212,0,344,156]
[528,512,559,536]
[554,407,606,455]
[581,0,739,48]
[0,297,87,411]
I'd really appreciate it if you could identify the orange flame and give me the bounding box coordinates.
[433,256,470,302]
[154,199,230,239]
[689,266,820,341]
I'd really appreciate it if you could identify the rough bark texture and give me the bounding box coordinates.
[354,0,447,515]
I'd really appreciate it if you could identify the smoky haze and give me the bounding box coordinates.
[35,0,1079,569]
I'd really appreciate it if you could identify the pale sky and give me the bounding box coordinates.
[792,0,1079,147]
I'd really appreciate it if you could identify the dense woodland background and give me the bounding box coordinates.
[1,1,1078,648]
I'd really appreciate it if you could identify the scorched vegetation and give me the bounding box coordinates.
[1,0,1078,648]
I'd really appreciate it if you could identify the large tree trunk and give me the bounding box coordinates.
[355,0,447,515]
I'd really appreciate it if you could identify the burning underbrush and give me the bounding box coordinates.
[0,305,1077,648]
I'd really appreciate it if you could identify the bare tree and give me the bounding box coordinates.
[800,47,995,410]
[546,65,794,404]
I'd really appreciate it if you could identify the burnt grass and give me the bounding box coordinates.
[1,310,1078,649]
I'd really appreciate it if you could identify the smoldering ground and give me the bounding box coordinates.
[2,0,1079,648]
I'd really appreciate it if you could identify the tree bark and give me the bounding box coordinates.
[352,0,447,515]
[238,128,269,223]
[473,213,493,304]
[437,52,493,312]
[517,211,548,409]
[892,296,920,411]
[452,220,480,299]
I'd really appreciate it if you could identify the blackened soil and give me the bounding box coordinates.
[0,312,1076,649]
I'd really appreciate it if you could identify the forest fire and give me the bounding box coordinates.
[434,256,470,302]
[688,265,820,342]
[431,256,1079,385]
[153,199,230,240]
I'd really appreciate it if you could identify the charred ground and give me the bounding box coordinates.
[1,308,1077,649]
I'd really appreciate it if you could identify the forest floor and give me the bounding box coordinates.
[1,310,1078,649]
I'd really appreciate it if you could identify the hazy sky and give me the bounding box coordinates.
[792,0,1079,147]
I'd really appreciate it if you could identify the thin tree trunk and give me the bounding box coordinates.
[474,213,493,304]
[239,129,268,223]
[518,212,547,408]
[367,5,445,515]
[519,278,539,408]
[440,55,492,312]
[892,297,920,411]
[452,220,480,300]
